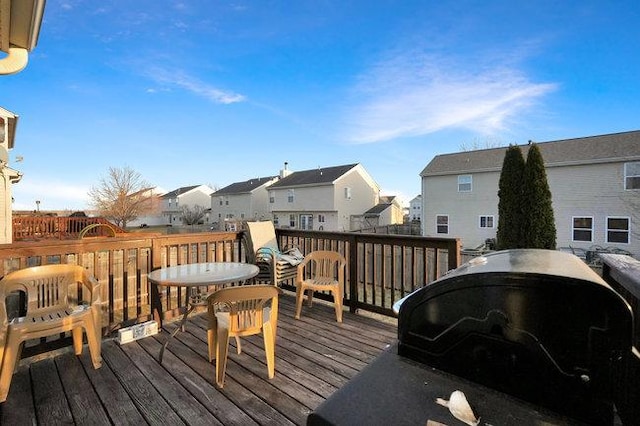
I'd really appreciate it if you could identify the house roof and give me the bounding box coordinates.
[213,176,278,196]
[0,0,46,75]
[364,203,391,216]
[268,163,359,188]
[161,185,200,199]
[421,130,640,176]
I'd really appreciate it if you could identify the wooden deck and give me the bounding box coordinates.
[0,292,398,425]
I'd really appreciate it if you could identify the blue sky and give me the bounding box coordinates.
[3,0,640,211]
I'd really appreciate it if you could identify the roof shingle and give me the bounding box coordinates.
[269,164,359,188]
[421,130,640,176]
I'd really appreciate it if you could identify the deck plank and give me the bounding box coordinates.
[0,293,398,425]
[55,353,112,425]
[31,358,75,424]
[79,345,148,425]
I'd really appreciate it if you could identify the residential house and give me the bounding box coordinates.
[356,196,404,230]
[126,187,165,228]
[161,185,214,226]
[0,108,22,243]
[210,176,279,229]
[409,194,422,222]
[1,2,45,242]
[0,0,45,76]
[420,130,640,257]
[268,163,380,231]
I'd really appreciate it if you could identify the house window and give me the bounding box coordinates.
[219,197,223,206]
[572,217,593,242]
[289,214,296,228]
[300,214,313,230]
[607,217,630,244]
[269,191,275,203]
[288,189,295,203]
[318,214,325,223]
[225,197,229,205]
[479,215,494,228]
[344,187,352,200]
[458,175,472,192]
[625,162,640,190]
[436,215,449,234]
[273,215,279,226]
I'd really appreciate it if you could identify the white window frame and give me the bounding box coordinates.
[344,187,352,200]
[458,175,472,192]
[606,216,630,244]
[269,191,275,203]
[436,214,449,234]
[624,162,640,190]
[318,214,325,223]
[289,214,296,228]
[572,216,593,242]
[300,214,313,230]
[479,215,494,229]
[287,189,295,203]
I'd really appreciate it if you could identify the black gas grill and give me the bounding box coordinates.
[308,249,636,426]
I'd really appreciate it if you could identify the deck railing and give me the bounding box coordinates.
[0,229,459,357]
[275,229,460,316]
[12,216,126,241]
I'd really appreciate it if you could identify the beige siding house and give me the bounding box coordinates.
[268,163,380,231]
[355,196,404,229]
[420,131,640,257]
[210,176,279,228]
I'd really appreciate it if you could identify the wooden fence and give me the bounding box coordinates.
[0,229,460,356]
[12,216,126,241]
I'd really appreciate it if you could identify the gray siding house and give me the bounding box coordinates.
[420,130,640,257]
[210,176,279,228]
[161,185,214,226]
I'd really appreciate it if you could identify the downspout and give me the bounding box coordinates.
[0,47,28,75]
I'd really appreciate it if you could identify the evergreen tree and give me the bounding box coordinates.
[522,144,556,249]
[496,145,526,249]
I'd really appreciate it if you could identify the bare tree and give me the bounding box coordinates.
[181,204,207,226]
[88,166,158,228]
[460,137,506,152]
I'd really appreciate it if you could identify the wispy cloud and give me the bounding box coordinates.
[13,178,90,211]
[344,50,557,143]
[144,67,245,104]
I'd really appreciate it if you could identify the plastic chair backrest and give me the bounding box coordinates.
[207,285,281,335]
[0,264,93,327]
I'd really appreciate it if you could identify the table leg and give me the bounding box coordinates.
[159,302,196,363]
[151,282,164,328]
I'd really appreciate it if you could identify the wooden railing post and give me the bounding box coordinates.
[348,233,359,314]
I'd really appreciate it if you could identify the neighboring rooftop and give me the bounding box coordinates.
[269,164,359,188]
[421,130,640,176]
[213,176,278,195]
[161,185,201,198]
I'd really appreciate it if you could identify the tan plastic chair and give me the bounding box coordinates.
[206,284,282,388]
[295,251,346,323]
[244,221,299,286]
[0,264,103,402]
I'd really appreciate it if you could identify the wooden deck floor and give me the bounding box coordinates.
[0,293,398,425]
